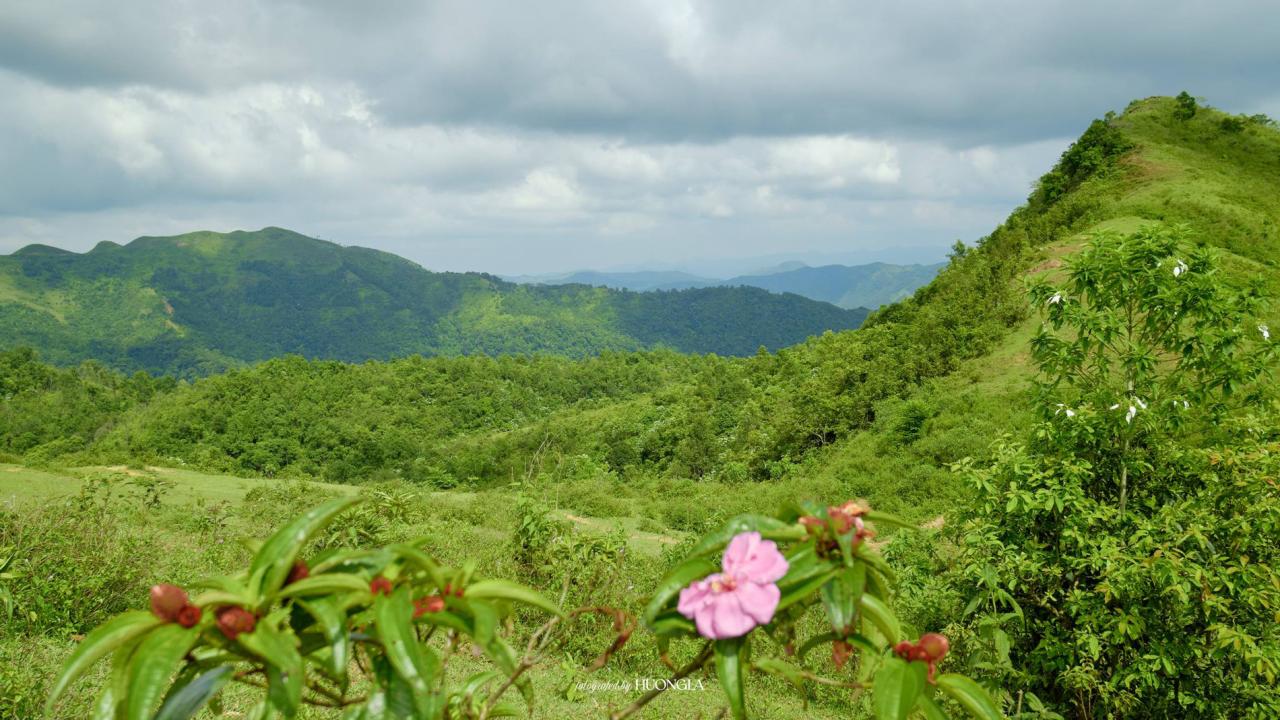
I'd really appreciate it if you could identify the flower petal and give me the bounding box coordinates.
[735,581,781,626]
[710,593,756,639]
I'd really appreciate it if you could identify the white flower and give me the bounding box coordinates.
[1173,259,1188,277]
[1135,397,1147,410]
[1048,292,1063,305]
[1110,403,1121,410]
[1182,400,1190,410]
[1260,324,1271,341]
[1065,408,1076,418]
[1126,405,1137,423]
[1054,403,1077,418]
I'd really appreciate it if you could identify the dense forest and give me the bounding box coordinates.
[0,229,867,377]
[3,96,1280,719]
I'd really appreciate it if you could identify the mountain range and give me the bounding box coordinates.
[0,228,869,377]
[504,261,944,309]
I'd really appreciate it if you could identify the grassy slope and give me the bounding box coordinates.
[3,97,1278,719]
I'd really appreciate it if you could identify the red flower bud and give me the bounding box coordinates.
[413,595,446,618]
[370,577,393,596]
[215,606,257,640]
[831,639,854,670]
[893,640,914,660]
[150,584,189,622]
[918,633,949,662]
[826,506,853,534]
[441,582,464,598]
[799,516,825,534]
[286,561,310,585]
[176,604,202,628]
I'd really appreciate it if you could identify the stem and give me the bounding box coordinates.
[610,643,713,720]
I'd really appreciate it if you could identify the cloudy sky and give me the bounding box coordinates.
[1,1,1276,275]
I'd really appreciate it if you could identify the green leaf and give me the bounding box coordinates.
[919,694,951,720]
[480,634,533,710]
[237,620,304,717]
[275,573,371,600]
[46,611,164,716]
[797,632,877,661]
[936,674,1004,720]
[643,556,717,627]
[776,567,839,613]
[648,611,697,637]
[249,496,362,602]
[389,545,446,588]
[865,510,916,530]
[859,593,902,644]
[126,624,200,720]
[688,515,804,558]
[872,656,925,720]
[297,597,349,684]
[714,637,747,720]
[753,657,805,691]
[463,579,563,617]
[374,587,440,718]
[820,565,863,635]
[155,666,233,720]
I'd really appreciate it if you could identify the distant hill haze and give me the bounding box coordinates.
[505,261,944,309]
[0,228,869,376]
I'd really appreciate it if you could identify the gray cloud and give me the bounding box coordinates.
[0,1,1277,274]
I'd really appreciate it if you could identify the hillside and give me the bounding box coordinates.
[506,261,943,308]
[0,228,866,376]
[708,262,946,308]
[7,97,1271,489]
[4,95,1280,720]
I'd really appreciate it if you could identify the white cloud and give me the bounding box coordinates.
[9,0,1270,272]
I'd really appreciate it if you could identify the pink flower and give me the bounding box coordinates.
[677,531,789,639]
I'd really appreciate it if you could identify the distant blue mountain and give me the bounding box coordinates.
[506,261,944,309]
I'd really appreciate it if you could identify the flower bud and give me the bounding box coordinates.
[370,577,393,596]
[176,604,202,628]
[799,516,825,534]
[413,595,445,618]
[286,561,309,585]
[918,633,949,662]
[150,584,189,622]
[831,639,854,670]
[215,606,257,640]
[893,640,914,660]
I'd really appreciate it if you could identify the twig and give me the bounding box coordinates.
[610,643,713,720]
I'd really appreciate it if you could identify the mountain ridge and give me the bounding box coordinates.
[504,260,943,308]
[0,227,868,376]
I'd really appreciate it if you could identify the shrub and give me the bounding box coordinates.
[951,225,1280,718]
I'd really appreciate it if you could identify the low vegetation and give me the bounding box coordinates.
[2,96,1279,719]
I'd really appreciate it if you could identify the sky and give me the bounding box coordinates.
[1,2,1277,275]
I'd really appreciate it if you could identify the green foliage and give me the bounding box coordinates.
[643,504,1002,720]
[1031,117,1133,206]
[45,497,571,720]
[0,228,865,376]
[950,227,1280,718]
[1174,91,1197,121]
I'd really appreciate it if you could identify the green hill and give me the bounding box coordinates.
[8,97,1273,494]
[4,95,1280,720]
[508,262,943,309]
[0,228,867,376]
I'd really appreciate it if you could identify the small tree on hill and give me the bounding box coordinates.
[1174,91,1197,121]
[954,224,1280,718]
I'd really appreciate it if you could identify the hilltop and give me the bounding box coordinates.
[0,227,867,376]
